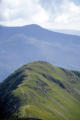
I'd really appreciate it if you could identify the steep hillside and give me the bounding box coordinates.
[0,61,80,119]
[0,24,80,81]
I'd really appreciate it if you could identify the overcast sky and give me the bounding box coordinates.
[0,0,80,30]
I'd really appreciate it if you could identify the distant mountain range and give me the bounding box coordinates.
[0,24,80,81]
[54,29,80,36]
[0,61,80,119]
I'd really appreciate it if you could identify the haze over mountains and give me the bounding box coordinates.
[0,24,80,81]
[54,30,80,36]
[0,61,80,119]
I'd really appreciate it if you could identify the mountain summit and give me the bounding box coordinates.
[0,61,80,119]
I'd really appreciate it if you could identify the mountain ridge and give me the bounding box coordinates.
[0,61,80,119]
[54,29,80,36]
[0,24,80,82]
[1,24,80,37]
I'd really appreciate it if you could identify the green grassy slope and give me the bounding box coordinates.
[0,61,80,120]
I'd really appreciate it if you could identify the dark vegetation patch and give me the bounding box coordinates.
[73,71,80,78]
[28,91,36,99]
[36,79,49,87]
[0,75,26,97]
[25,79,51,96]
[68,88,80,101]
[69,78,79,84]
[40,73,65,89]
[60,68,79,84]
[26,67,33,71]
[18,117,41,120]
[60,68,73,76]
[35,61,55,72]
[23,66,33,71]
[0,93,21,119]
[0,70,26,119]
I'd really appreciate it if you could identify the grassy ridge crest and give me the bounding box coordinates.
[0,61,80,119]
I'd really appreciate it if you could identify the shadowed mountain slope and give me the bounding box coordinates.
[0,61,80,119]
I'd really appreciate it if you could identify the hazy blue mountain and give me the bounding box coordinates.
[0,24,80,81]
[54,29,80,36]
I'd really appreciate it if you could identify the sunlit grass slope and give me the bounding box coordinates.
[0,61,80,119]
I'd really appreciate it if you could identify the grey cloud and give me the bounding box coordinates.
[0,0,80,30]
